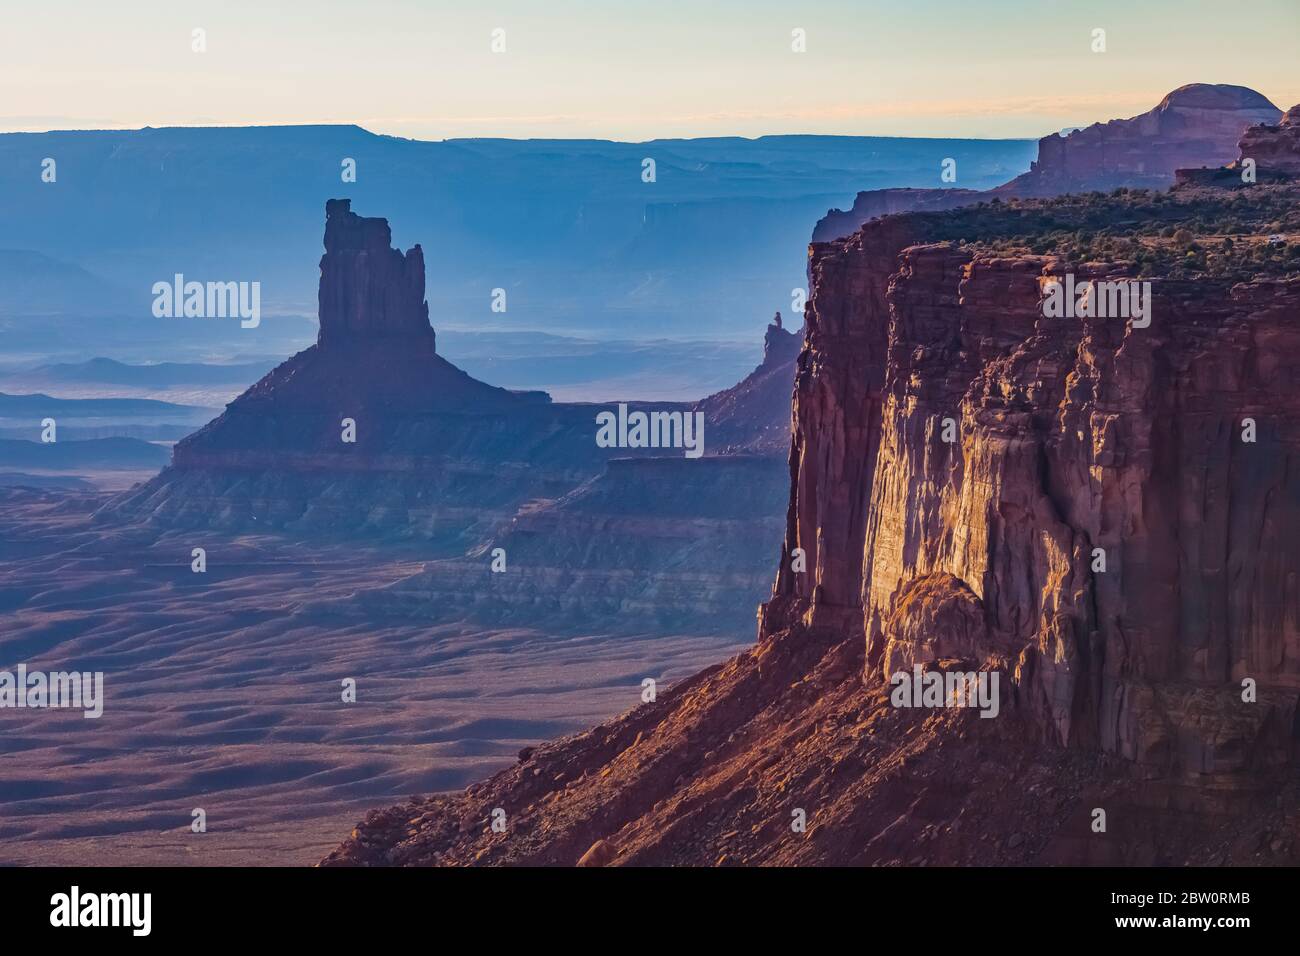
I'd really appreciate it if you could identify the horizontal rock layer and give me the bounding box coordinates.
[104,201,800,547]
[324,178,1300,866]
[356,456,789,632]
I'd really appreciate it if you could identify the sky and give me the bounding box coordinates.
[2,0,1298,141]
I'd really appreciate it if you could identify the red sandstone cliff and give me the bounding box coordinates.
[324,144,1300,865]
[1238,104,1300,179]
[772,241,1298,773]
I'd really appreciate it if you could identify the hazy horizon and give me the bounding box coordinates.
[4,0,1297,140]
[4,0,1299,895]
[0,122,1043,145]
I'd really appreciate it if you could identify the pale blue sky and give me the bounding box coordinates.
[3,0,1297,139]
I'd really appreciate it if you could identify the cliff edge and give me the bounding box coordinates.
[324,116,1300,865]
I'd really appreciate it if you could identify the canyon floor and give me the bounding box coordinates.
[0,486,748,865]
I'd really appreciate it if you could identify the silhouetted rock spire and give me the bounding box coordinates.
[317,199,434,351]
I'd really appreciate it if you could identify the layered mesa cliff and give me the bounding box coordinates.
[101,198,802,632]
[814,84,1282,243]
[361,324,799,633]
[102,200,795,548]
[101,199,578,542]
[326,116,1300,866]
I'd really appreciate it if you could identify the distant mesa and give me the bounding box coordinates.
[1153,81,1279,113]
[0,128,1035,341]
[101,201,799,545]
[0,436,171,471]
[0,391,215,421]
[19,357,277,389]
[814,83,1284,242]
[0,249,131,317]
[0,472,96,491]
[1004,82,1281,196]
[96,199,802,633]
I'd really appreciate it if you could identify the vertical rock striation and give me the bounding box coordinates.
[764,216,929,633]
[764,207,1300,778]
[324,111,1300,867]
[317,198,435,351]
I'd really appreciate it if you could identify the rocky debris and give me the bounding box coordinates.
[816,84,1283,242]
[324,179,1300,867]
[322,612,1300,867]
[576,839,617,867]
